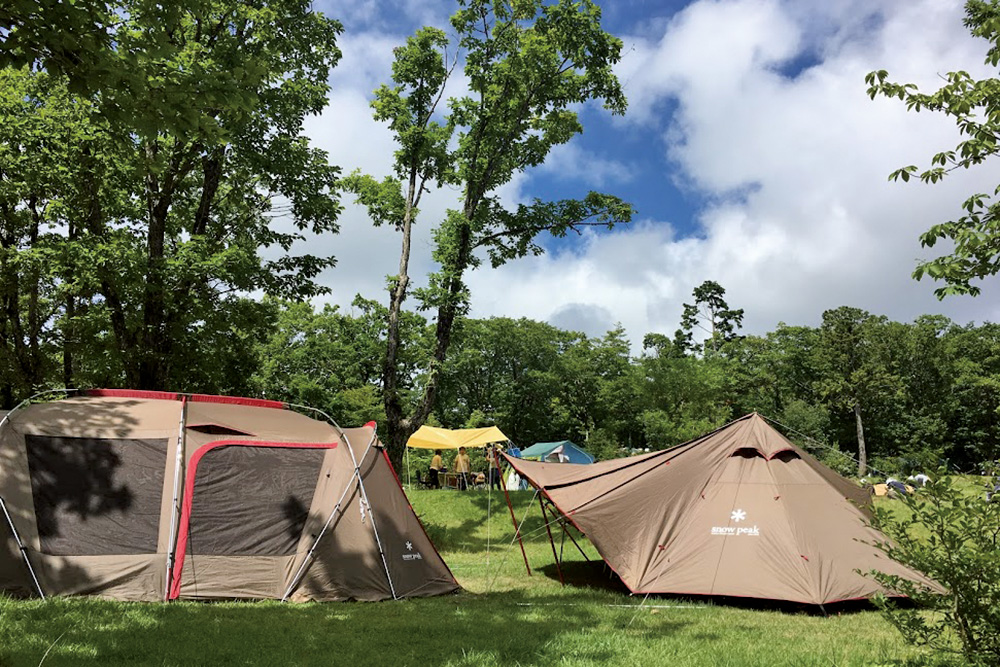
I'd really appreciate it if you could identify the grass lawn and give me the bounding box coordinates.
[0,489,941,667]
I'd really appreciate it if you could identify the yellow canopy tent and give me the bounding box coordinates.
[406,425,508,449]
[405,426,509,488]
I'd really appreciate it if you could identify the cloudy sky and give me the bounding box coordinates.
[296,0,1000,347]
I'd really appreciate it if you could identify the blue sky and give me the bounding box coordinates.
[299,0,1000,346]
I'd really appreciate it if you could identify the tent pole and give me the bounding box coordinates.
[285,406,399,600]
[340,428,398,600]
[406,447,410,489]
[0,389,79,601]
[282,431,378,601]
[501,464,531,576]
[487,445,496,566]
[0,495,44,599]
[538,495,564,586]
[559,522,565,566]
[558,516,591,562]
[163,396,187,601]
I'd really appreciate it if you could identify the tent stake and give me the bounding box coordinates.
[501,465,531,575]
[539,495,564,586]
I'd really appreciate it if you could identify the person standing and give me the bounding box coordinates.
[429,449,443,489]
[453,447,471,491]
[486,445,503,491]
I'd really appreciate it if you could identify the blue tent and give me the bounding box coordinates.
[519,440,594,464]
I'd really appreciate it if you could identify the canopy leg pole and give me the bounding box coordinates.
[282,432,379,602]
[486,450,493,566]
[0,495,44,599]
[406,447,411,490]
[163,397,187,600]
[501,467,531,576]
[539,495,564,586]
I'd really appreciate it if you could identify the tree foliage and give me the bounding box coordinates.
[677,280,745,354]
[869,472,1000,665]
[867,0,1000,297]
[347,0,634,465]
[0,0,343,395]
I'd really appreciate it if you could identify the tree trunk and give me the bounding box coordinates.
[63,219,77,388]
[63,293,75,388]
[382,169,421,470]
[854,402,867,477]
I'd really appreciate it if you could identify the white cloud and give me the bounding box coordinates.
[464,0,1000,345]
[295,0,1000,351]
[534,142,637,187]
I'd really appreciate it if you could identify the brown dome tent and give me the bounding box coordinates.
[0,390,458,602]
[504,413,938,605]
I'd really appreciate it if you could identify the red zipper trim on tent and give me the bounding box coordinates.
[84,388,180,401]
[188,394,287,409]
[167,439,338,600]
[379,446,461,589]
[81,388,287,409]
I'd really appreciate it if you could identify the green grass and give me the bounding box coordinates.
[0,489,941,667]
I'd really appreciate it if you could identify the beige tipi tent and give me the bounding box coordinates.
[0,390,458,602]
[504,413,937,605]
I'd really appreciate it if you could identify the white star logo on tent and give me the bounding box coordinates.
[405,541,413,551]
[731,509,747,523]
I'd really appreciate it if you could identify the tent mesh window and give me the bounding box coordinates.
[25,435,169,556]
[187,446,326,556]
[731,447,764,459]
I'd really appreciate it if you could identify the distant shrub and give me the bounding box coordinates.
[814,445,855,478]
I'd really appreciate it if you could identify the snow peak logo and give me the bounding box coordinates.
[402,540,423,561]
[710,509,760,537]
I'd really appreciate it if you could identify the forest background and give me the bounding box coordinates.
[4,0,1000,480]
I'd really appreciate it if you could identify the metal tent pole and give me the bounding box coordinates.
[0,496,44,599]
[486,445,494,565]
[0,388,77,600]
[163,397,187,600]
[285,405,399,601]
[539,495,564,586]
[556,512,591,562]
[501,463,531,576]
[282,430,378,601]
[406,446,411,489]
[342,429,398,600]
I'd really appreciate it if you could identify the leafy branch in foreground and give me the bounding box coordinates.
[866,0,1000,298]
[868,470,1000,665]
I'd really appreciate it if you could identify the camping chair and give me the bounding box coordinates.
[415,469,432,490]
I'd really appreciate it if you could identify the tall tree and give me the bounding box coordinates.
[678,280,745,354]
[0,1,344,395]
[347,0,634,465]
[0,70,85,402]
[816,307,902,476]
[866,0,1000,297]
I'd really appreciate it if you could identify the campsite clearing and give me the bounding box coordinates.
[0,490,932,666]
